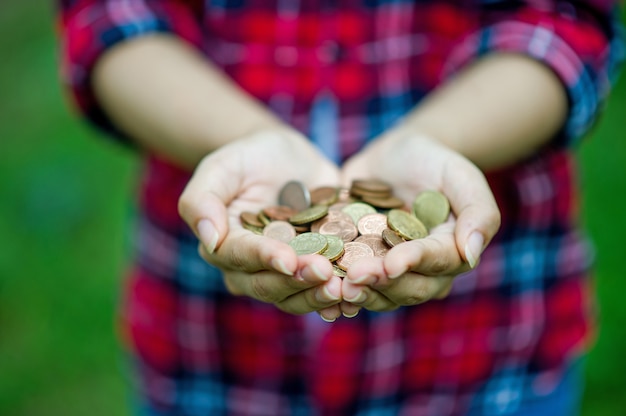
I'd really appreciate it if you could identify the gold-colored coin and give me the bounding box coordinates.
[387,209,427,240]
[361,195,405,209]
[288,205,329,225]
[341,202,377,225]
[258,211,271,226]
[382,228,405,247]
[333,265,347,278]
[242,223,264,235]
[321,235,345,262]
[288,232,329,255]
[412,190,450,229]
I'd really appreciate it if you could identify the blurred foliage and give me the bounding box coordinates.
[0,2,624,415]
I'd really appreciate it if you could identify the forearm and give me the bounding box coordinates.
[92,34,290,169]
[394,53,568,171]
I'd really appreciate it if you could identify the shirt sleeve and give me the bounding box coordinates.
[443,0,624,147]
[57,0,204,144]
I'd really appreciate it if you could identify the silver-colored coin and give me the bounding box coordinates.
[278,181,311,212]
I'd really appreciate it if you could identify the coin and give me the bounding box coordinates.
[351,179,392,195]
[263,205,297,221]
[361,195,405,209]
[289,205,329,225]
[357,213,388,236]
[321,235,345,262]
[242,223,264,235]
[342,202,377,225]
[319,220,358,243]
[263,220,297,243]
[310,186,339,206]
[387,209,428,240]
[412,190,450,229]
[288,232,329,255]
[354,234,389,257]
[310,210,353,233]
[278,180,311,212]
[336,242,374,271]
[333,265,347,278]
[382,228,405,247]
[258,211,271,226]
[240,211,264,228]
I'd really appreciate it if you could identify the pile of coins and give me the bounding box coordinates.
[239,179,450,277]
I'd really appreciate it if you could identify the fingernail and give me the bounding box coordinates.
[317,285,340,302]
[309,264,329,281]
[345,291,367,304]
[388,267,407,279]
[197,219,219,254]
[320,314,336,323]
[271,258,293,276]
[465,231,484,269]
[343,309,360,318]
[352,274,371,284]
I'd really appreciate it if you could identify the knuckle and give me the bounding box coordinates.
[251,277,281,304]
[402,283,433,306]
[429,255,451,274]
[223,274,244,296]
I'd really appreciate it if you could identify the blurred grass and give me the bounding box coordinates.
[0,2,624,416]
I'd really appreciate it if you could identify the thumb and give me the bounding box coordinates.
[178,155,239,253]
[445,164,501,268]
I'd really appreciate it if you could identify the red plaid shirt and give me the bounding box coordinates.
[58,1,623,415]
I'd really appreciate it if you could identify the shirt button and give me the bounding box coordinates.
[318,41,340,64]
[274,46,298,67]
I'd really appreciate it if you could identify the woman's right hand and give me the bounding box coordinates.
[178,130,345,321]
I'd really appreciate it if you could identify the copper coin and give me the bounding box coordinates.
[361,195,405,209]
[357,213,388,236]
[293,224,310,234]
[336,242,374,271]
[240,211,264,228]
[310,210,353,233]
[263,220,297,243]
[328,202,350,212]
[258,211,271,226]
[355,234,390,257]
[337,188,352,202]
[382,228,405,247]
[319,220,358,243]
[310,186,339,206]
[263,205,297,221]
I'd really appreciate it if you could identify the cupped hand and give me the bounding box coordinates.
[178,130,344,321]
[339,132,500,314]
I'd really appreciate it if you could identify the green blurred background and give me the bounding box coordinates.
[1,3,625,415]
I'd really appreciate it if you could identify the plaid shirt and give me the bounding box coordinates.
[58,1,623,415]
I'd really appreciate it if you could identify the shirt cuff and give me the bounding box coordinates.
[442,10,624,147]
[59,1,203,145]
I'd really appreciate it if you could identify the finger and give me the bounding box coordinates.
[383,232,469,279]
[276,276,342,315]
[318,305,343,323]
[199,232,299,276]
[179,155,242,253]
[339,301,361,319]
[376,273,454,306]
[342,284,398,312]
[442,162,500,268]
[221,266,325,305]
[344,256,386,286]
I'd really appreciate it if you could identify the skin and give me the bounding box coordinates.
[93,34,567,321]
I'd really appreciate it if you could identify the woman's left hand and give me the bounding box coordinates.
[338,131,500,316]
